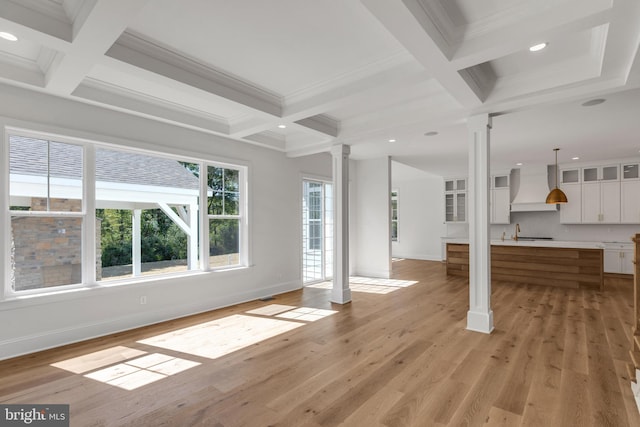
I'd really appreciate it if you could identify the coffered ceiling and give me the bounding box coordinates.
[0,0,639,175]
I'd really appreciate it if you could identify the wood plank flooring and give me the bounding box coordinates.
[1,259,639,426]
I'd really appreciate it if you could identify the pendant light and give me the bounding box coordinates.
[546,148,568,204]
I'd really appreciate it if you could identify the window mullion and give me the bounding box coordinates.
[84,144,96,285]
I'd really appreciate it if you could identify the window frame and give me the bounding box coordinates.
[5,131,88,297]
[2,126,250,300]
[203,163,248,271]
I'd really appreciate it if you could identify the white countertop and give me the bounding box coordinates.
[442,237,605,249]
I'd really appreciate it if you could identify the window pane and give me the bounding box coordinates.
[11,217,82,291]
[96,149,200,280]
[209,218,239,268]
[97,209,132,280]
[10,136,83,212]
[207,166,240,216]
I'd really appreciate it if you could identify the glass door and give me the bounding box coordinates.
[302,180,333,283]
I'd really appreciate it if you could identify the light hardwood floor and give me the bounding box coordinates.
[1,259,639,426]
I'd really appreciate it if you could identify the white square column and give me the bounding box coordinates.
[331,144,352,304]
[467,114,494,334]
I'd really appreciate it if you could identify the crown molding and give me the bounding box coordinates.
[107,32,283,118]
[73,77,230,133]
[295,115,339,138]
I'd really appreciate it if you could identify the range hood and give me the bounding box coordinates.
[510,165,558,212]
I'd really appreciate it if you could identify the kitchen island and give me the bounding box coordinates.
[445,239,604,290]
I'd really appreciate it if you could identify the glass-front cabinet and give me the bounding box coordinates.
[444,178,466,223]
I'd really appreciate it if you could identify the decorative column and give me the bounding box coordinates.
[331,144,352,304]
[467,114,494,334]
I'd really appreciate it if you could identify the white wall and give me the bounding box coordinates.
[0,82,332,360]
[351,157,391,278]
[392,161,446,260]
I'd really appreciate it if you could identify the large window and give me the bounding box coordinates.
[9,135,84,292]
[4,130,248,297]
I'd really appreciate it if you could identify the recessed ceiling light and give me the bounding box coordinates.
[388,139,396,143]
[581,98,606,107]
[572,157,580,160]
[424,131,438,136]
[0,32,18,42]
[277,124,287,129]
[516,162,523,166]
[529,42,547,52]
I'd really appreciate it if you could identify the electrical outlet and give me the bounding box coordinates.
[140,296,147,305]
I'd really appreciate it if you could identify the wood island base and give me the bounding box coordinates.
[446,243,604,291]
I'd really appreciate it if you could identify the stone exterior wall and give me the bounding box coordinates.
[11,198,102,291]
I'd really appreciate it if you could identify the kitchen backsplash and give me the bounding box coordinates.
[445,210,640,243]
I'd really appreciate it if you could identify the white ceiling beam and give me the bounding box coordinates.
[45,0,150,95]
[105,33,346,140]
[360,0,483,108]
[228,117,275,139]
[285,141,333,158]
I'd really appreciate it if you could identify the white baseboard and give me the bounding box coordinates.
[0,280,300,361]
[392,253,442,262]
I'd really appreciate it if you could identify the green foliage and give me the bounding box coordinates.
[209,219,239,256]
[97,208,188,267]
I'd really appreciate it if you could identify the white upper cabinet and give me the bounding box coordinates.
[444,178,466,223]
[490,173,510,224]
[559,160,639,224]
[559,183,582,223]
[581,181,620,223]
[621,163,640,223]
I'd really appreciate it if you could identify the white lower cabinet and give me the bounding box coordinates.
[604,244,634,274]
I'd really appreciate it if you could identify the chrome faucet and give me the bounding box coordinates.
[512,223,521,241]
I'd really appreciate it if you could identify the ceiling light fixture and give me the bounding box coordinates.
[424,131,438,136]
[388,139,396,143]
[546,148,568,204]
[572,157,580,160]
[581,98,606,107]
[0,32,18,41]
[516,162,523,166]
[529,42,547,52]
[277,124,287,129]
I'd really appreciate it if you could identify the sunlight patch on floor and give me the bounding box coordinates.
[137,314,304,360]
[51,346,147,374]
[276,307,338,322]
[306,276,418,294]
[84,353,200,391]
[245,304,297,316]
